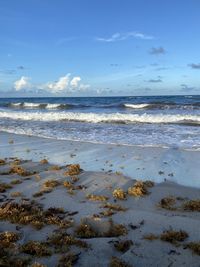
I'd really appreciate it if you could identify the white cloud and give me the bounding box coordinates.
[14,73,90,94]
[96,31,154,42]
[79,83,90,90]
[70,76,81,88]
[45,74,71,92]
[14,76,31,91]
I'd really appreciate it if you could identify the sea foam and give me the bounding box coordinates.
[0,110,200,125]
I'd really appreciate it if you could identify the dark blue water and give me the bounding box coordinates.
[0,95,199,150]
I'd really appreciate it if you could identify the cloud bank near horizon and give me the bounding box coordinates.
[14,74,90,94]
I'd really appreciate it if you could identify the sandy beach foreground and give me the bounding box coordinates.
[0,132,200,267]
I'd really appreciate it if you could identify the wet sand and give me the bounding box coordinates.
[0,131,200,188]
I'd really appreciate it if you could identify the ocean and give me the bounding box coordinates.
[0,95,200,150]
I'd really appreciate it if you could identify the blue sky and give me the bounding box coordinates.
[0,0,200,96]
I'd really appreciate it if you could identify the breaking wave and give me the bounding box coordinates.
[9,102,73,109]
[1,101,200,110]
[0,110,200,125]
[124,103,151,109]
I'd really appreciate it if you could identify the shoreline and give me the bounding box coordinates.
[0,131,200,188]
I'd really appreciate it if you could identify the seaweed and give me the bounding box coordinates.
[101,203,127,212]
[112,188,127,200]
[110,257,131,267]
[57,252,80,267]
[160,229,188,244]
[64,164,82,176]
[47,231,88,252]
[0,159,6,165]
[75,223,98,238]
[182,200,200,212]
[9,165,33,176]
[128,181,149,197]
[40,159,48,164]
[114,240,133,252]
[143,234,158,241]
[106,220,128,237]
[0,256,31,267]
[43,179,61,189]
[10,191,22,197]
[86,194,109,202]
[49,165,61,171]
[0,231,20,248]
[0,182,12,193]
[186,242,200,255]
[10,179,23,185]
[21,241,52,257]
[63,181,74,189]
[159,197,176,210]
[0,201,72,229]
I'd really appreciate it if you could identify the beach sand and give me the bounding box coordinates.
[0,131,200,266]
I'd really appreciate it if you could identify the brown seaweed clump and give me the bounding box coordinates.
[114,240,133,252]
[40,159,48,164]
[160,229,188,244]
[128,181,149,197]
[21,241,52,257]
[100,202,127,217]
[58,252,80,267]
[0,256,31,267]
[49,165,61,171]
[10,191,22,198]
[64,164,82,176]
[0,201,72,229]
[159,196,177,210]
[143,180,155,188]
[47,231,88,252]
[0,231,20,248]
[102,203,127,212]
[110,257,132,267]
[10,179,23,185]
[76,219,127,239]
[0,159,6,165]
[143,234,159,241]
[106,221,128,237]
[63,181,74,189]
[0,182,12,193]
[75,223,98,238]
[9,165,33,176]
[182,200,200,212]
[112,188,127,200]
[42,179,61,189]
[186,242,200,255]
[86,194,109,202]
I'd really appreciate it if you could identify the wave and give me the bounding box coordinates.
[124,103,151,109]
[23,102,42,108]
[46,103,65,109]
[8,102,74,109]
[0,110,200,125]
[124,102,200,110]
[10,102,22,106]
[0,101,198,111]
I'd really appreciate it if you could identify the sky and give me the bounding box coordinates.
[0,0,200,97]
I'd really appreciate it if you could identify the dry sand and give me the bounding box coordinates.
[0,131,200,267]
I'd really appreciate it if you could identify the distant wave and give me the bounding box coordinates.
[10,103,22,107]
[0,101,199,110]
[124,102,200,110]
[9,102,74,109]
[124,103,151,109]
[0,110,200,125]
